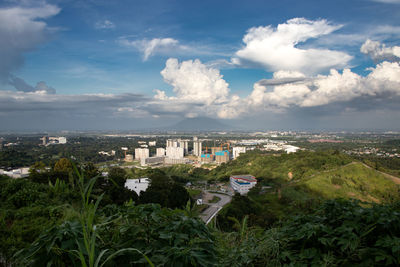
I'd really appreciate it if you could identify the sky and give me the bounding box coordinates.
[0,0,400,131]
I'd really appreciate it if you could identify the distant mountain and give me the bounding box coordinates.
[167,117,235,131]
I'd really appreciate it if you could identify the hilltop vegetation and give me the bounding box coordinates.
[300,162,399,203]
[1,151,400,266]
[207,150,353,182]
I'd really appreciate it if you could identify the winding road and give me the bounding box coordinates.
[199,191,232,224]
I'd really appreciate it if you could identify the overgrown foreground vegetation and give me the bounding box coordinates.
[1,151,400,266]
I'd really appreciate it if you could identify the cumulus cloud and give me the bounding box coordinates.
[0,3,60,81]
[361,39,400,62]
[233,18,353,74]
[9,75,56,94]
[148,48,400,120]
[158,58,230,105]
[119,37,184,61]
[95,20,115,29]
[248,61,400,110]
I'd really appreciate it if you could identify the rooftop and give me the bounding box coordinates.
[231,175,257,182]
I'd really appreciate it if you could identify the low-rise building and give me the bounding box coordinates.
[125,154,134,162]
[233,147,246,159]
[125,178,150,196]
[230,175,257,195]
[164,157,190,165]
[140,156,164,166]
[284,145,300,154]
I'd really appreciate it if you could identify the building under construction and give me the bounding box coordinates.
[200,143,230,164]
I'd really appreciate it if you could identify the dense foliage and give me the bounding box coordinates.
[217,200,400,266]
[1,150,400,266]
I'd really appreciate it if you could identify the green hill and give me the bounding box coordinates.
[216,151,400,231]
[298,162,400,203]
[210,150,400,203]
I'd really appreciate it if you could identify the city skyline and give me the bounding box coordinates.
[0,0,400,131]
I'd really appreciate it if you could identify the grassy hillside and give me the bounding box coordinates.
[208,150,353,182]
[298,162,400,203]
[216,151,400,230]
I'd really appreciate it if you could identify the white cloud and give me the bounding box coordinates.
[248,61,400,110]
[0,3,60,80]
[95,20,115,29]
[158,58,230,105]
[361,39,400,62]
[301,69,363,107]
[371,0,400,3]
[233,18,353,74]
[119,37,183,61]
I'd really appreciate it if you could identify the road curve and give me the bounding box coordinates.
[199,191,232,224]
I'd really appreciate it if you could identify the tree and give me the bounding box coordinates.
[139,170,190,209]
[53,158,73,173]
[103,167,138,205]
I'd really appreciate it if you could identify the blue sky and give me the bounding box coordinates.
[0,0,400,130]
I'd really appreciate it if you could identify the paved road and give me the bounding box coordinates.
[199,191,232,224]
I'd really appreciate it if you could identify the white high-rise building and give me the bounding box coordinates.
[193,137,202,157]
[166,147,184,159]
[166,139,189,155]
[135,148,149,160]
[233,147,246,159]
[156,148,166,157]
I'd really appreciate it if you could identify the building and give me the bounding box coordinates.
[211,147,222,155]
[164,157,190,165]
[135,148,149,160]
[40,136,48,146]
[0,167,30,178]
[230,175,257,195]
[284,145,300,154]
[233,147,246,159]
[193,137,202,157]
[166,139,189,155]
[125,178,150,196]
[148,141,156,146]
[156,147,166,157]
[48,137,67,144]
[141,156,164,166]
[125,154,134,162]
[166,146,184,159]
[200,153,214,163]
[215,150,230,163]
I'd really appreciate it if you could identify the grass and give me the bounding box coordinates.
[209,196,221,203]
[300,162,400,203]
[187,188,202,198]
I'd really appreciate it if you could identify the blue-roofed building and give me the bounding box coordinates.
[230,175,257,195]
